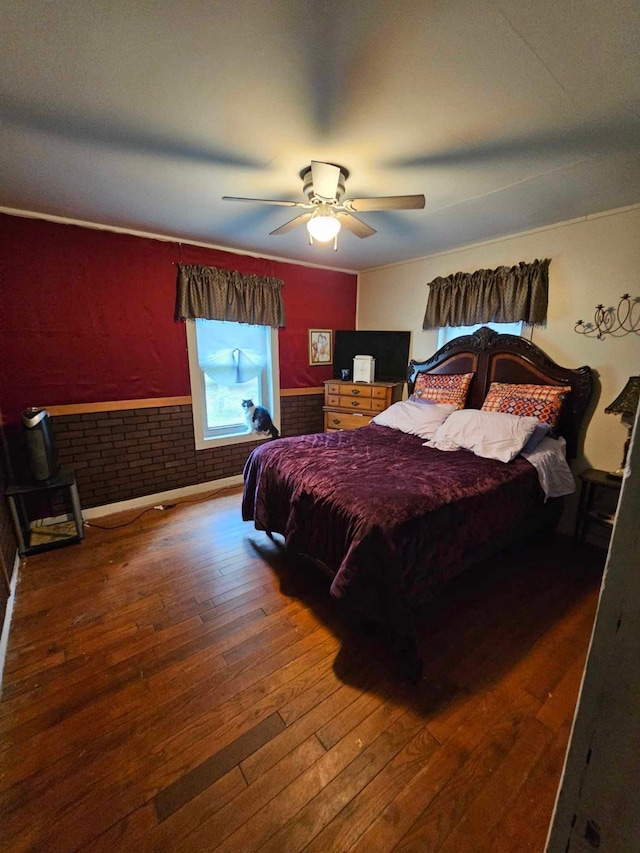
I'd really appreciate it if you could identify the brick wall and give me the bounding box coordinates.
[50,393,324,510]
[280,393,324,437]
[0,488,15,570]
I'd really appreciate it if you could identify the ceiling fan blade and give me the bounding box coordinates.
[345,194,426,212]
[310,161,341,200]
[337,212,377,238]
[222,196,304,207]
[269,212,314,236]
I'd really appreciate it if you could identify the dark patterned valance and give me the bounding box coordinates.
[176,264,285,327]
[423,258,550,329]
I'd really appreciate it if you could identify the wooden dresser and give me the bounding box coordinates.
[323,380,403,432]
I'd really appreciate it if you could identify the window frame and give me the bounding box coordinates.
[186,319,281,450]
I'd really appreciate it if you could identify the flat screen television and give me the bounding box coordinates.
[333,330,411,382]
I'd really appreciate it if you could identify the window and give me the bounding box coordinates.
[437,321,524,349]
[186,319,280,449]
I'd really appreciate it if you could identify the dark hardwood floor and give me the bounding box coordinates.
[0,487,604,852]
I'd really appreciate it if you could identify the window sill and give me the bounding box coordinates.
[194,430,272,451]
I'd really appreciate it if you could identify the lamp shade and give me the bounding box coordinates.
[605,376,640,416]
[307,203,341,243]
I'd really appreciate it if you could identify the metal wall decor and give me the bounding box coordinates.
[575,293,640,340]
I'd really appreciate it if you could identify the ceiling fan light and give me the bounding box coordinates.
[307,213,341,242]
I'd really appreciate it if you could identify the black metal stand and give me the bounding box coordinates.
[5,468,84,556]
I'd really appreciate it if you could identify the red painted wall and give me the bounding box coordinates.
[0,214,357,425]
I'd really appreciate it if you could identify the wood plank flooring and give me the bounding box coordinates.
[0,487,604,852]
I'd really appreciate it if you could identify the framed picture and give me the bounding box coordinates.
[308,329,332,365]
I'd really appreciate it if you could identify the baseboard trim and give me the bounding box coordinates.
[0,551,20,698]
[80,475,245,520]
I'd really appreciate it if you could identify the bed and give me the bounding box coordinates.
[242,327,593,679]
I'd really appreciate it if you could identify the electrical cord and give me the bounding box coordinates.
[84,506,161,530]
[83,484,241,530]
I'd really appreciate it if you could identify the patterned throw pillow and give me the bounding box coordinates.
[481,382,571,429]
[413,372,474,409]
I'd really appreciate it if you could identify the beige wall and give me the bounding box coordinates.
[357,204,640,476]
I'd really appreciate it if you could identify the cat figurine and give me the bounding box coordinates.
[241,399,280,440]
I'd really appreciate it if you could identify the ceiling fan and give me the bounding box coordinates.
[222,161,425,250]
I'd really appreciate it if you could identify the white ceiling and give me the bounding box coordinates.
[1,0,639,272]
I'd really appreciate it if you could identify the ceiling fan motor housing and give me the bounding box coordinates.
[301,164,348,203]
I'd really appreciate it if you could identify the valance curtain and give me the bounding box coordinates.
[423,258,550,329]
[176,263,285,327]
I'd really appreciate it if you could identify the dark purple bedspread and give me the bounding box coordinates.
[242,424,542,621]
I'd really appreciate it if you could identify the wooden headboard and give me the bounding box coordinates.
[407,327,593,458]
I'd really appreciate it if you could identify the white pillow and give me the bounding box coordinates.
[371,399,455,440]
[427,409,539,463]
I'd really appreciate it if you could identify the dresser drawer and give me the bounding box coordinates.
[337,395,386,412]
[324,412,373,431]
[335,383,374,400]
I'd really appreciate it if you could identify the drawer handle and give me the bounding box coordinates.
[351,389,360,395]
[351,400,360,407]
[332,418,340,425]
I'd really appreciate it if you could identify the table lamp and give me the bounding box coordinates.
[605,375,640,479]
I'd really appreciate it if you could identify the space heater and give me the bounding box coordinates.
[22,407,59,483]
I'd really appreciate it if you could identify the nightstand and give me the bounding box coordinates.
[575,468,622,545]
